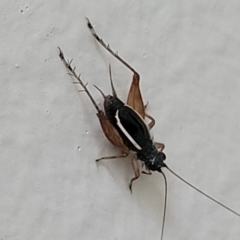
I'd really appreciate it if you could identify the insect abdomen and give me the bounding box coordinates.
[114,105,151,152]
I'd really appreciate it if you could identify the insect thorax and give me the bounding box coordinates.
[137,141,166,171]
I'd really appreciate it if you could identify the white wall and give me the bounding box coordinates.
[1,1,240,240]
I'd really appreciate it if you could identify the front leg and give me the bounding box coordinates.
[155,142,165,151]
[142,169,152,175]
[129,155,140,193]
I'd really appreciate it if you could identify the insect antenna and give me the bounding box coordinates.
[160,171,168,240]
[86,18,137,74]
[58,47,100,112]
[164,164,240,217]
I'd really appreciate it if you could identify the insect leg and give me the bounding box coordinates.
[155,142,165,151]
[58,48,128,151]
[96,153,128,161]
[144,102,156,129]
[86,18,137,74]
[142,170,152,175]
[96,148,129,162]
[145,113,155,129]
[58,47,100,112]
[129,155,140,192]
[86,18,146,118]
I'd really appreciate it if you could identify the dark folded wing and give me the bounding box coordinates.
[116,106,150,151]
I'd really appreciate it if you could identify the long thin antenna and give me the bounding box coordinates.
[86,18,137,74]
[160,171,168,240]
[58,47,100,112]
[164,165,240,217]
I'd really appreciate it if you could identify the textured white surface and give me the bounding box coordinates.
[1,1,240,240]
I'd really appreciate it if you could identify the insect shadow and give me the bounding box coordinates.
[58,18,240,240]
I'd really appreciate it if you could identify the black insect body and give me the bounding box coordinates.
[109,103,167,171]
[58,18,240,240]
[93,73,166,187]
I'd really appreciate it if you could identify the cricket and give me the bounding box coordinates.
[58,18,240,240]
